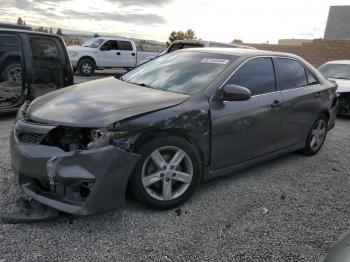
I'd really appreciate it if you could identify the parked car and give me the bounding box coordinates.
[67,37,159,76]
[161,39,256,55]
[10,48,338,215]
[0,28,73,113]
[319,60,350,115]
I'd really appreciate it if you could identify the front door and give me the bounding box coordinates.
[210,57,283,170]
[98,40,122,67]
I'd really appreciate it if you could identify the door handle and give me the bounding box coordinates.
[271,100,283,108]
[116,52,121,55]
[131,53,136,56]
[315,92,322,98]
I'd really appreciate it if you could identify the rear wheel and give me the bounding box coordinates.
[4,63,22,82]
[303,115,328,156]
[130,136,202,209]
[78,59,95,76]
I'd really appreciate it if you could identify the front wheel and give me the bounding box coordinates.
[78,59,95,76]
[130,136,202,209]
[303,115,328,156]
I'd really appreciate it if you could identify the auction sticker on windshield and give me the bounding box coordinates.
[201,58,230,65]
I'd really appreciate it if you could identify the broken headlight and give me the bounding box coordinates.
[87,128,128,149]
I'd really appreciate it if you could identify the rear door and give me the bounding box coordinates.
[210,57,283,170]
[117,40,136,68]
[27,35,67,98]
[275,57,323,148]
[0,32,24,109]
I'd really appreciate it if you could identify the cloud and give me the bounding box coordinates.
[1,0,167,25]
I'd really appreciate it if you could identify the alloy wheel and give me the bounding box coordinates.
[141,146,193,201]
[310,119,326,151]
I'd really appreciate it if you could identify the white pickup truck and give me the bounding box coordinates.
[67,37,159,76]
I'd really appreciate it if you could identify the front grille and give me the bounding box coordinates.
[17,132,45,144]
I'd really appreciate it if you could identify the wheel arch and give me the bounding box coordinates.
[133,129,207,167]
[78,56,96,67]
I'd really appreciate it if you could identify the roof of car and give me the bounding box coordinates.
[94,37,132,41]
[323,60,350,65]
[0,28,62,37]
[179,47,299,58]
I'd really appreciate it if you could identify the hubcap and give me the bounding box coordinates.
[82,63,92,74]
[141,146,193,201]
[310,119,326,151]
[7,67,22,82]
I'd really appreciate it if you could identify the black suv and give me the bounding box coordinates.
[0,27,73,112]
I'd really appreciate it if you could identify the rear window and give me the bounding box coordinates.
[168,43,204,53]
[118,41,133,51]
[318,63,350,80]
[278,58,308,90]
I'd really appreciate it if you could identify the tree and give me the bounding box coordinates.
[37,26,45,32]
[23,21,26,25]
[56,28,63,35]
[49,27,53,34]
[17,17,23,25]
[231,39,243,44]
[166,29,197,46]
[93,33,100,38]
[185,29,197,40]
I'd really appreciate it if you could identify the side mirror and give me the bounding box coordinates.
[216,84,251,101]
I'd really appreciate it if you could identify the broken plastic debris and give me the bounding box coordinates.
[262,207,269,214]
[0,196,59,224]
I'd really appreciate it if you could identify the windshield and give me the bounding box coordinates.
[83,39,105,48]
[121,51,237,95]
[318,63,350,80]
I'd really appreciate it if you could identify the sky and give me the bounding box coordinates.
[0,0,349,43]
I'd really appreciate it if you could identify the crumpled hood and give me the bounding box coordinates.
[329,78,350,93]
[27,77,189,127]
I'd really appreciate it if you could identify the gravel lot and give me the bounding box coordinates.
[0,74,349,261]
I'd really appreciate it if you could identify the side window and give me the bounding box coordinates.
[227,57,276,96]
[117,41,133,51]
[278,58,308,90]
[101,40,118,51]
[0,34,23,107]
[306,69,318,85]
[29,37,60,59]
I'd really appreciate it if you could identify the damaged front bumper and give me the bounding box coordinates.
[9,122,141,216]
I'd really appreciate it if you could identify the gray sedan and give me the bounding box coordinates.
[10,48,338,215]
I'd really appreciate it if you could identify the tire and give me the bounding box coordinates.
[302,115,328,156]
[3,63,22,82]
[78,59,95,76]
[130,136,202,209]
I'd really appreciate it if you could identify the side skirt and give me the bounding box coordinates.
[204,143,304,181]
